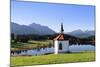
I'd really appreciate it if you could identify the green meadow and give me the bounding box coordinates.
[11,40,53,51]
[11,51,95,67]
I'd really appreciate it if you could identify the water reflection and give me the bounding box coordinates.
[11,44,95,56]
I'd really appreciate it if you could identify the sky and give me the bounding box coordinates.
[11,0,95,32]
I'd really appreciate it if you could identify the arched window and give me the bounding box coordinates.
[59,43,62,50]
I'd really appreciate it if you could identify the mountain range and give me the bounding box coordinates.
[67,29,95,38]
[11,22,56,35]
[11,22,95,38]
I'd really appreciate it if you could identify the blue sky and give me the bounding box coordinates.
[11,1,95,32]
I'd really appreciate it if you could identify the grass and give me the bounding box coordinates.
[11,51,95,67]
[11,40,53,51]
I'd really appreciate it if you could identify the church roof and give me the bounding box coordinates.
[53,33,64,40]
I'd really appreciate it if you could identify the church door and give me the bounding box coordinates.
[59,43,62,50]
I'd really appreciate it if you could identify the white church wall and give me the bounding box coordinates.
[54,40,59,54]
[58,41,69,52]
[54,40,69,54]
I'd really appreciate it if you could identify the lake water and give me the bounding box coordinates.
[11,44,95,56]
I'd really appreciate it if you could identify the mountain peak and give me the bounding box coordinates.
[67,29,95,38]
[11,22,56,35]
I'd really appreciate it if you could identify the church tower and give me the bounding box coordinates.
[61,23,64,33]
[53,23,69,54]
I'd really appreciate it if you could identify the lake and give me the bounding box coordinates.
[11,44,95,56]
